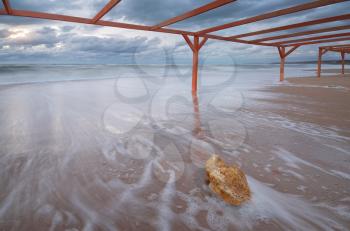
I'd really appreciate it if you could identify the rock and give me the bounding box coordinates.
[205,155,250,205]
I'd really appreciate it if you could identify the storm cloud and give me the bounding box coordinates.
[0,0,348,64]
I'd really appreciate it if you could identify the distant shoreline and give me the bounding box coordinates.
[271,60,350,65]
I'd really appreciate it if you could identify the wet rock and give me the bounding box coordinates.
[206,155,251,205]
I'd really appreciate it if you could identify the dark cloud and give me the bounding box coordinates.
[0,0,349,64]
[9,0,81,13]
[0,26,161,63]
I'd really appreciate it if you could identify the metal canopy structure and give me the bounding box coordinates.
[1,0,349,91]
[317,44,350,77]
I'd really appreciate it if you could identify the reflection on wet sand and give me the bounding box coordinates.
[191,92,203,138]
[0,76,349,231]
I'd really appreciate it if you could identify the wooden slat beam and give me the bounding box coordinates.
[197,0,346,35]
[283,36,350,47]
[2,0,12,14]
[274,32,350,45]
[91,0,121,23]
[252,25,350,43]
[152,0,235,30]
[229,14,350,39]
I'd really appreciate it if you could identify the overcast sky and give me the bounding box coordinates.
[0,0,349,64]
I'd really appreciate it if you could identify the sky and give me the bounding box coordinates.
[0,0,349,64]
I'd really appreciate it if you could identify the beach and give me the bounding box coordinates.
[0,65,349,230]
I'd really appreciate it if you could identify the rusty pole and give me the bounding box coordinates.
[341,50,345,75]
[279,47,286,81]
[317,48,322,78]
[183,35,208,92]
[192,36,200,92]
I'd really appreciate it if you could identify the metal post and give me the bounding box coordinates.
[341,50,345,75]
[279,47,285,81]
[192,36,199,92]
[317,48,322,78]
[183,35,208,92]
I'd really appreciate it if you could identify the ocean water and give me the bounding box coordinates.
[0,63,324,87]
[0,64,349,231]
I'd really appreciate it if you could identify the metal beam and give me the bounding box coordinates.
[327,48,350,52]
[284,45,299,57]
[2,0,12,14]
[199,37,208,50]
[182,34,195,52]
[274,32,350,45]
[228,14,350,39]
[91,0,121,23]
[152,0,235,30]
[197,0,346,35]
[284,36,350,47]
[204,34,276,46]
[320,44,350,48]
[252,25,350,43]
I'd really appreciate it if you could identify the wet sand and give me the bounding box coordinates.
[0,73,349,230]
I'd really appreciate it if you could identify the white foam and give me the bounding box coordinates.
[176,177,348,230]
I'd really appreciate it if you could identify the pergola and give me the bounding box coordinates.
[1,0,349,91]
[317,44,349,77]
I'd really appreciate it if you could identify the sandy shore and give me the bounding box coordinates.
[0,73,349,230]
[259,75,350,130]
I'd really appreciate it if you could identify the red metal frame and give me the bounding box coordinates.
[281,37,350,47]
[251,25,350,43]
[91,0,121,24]
[197,0,346,35]
[183,35,208,92]
[273,32,350,46]
[228,14,350,41]
[2,0,11,14]
[317,45,349,77]
[151,0,235,30]
[277,46,299,81]
[1,0,349,89]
